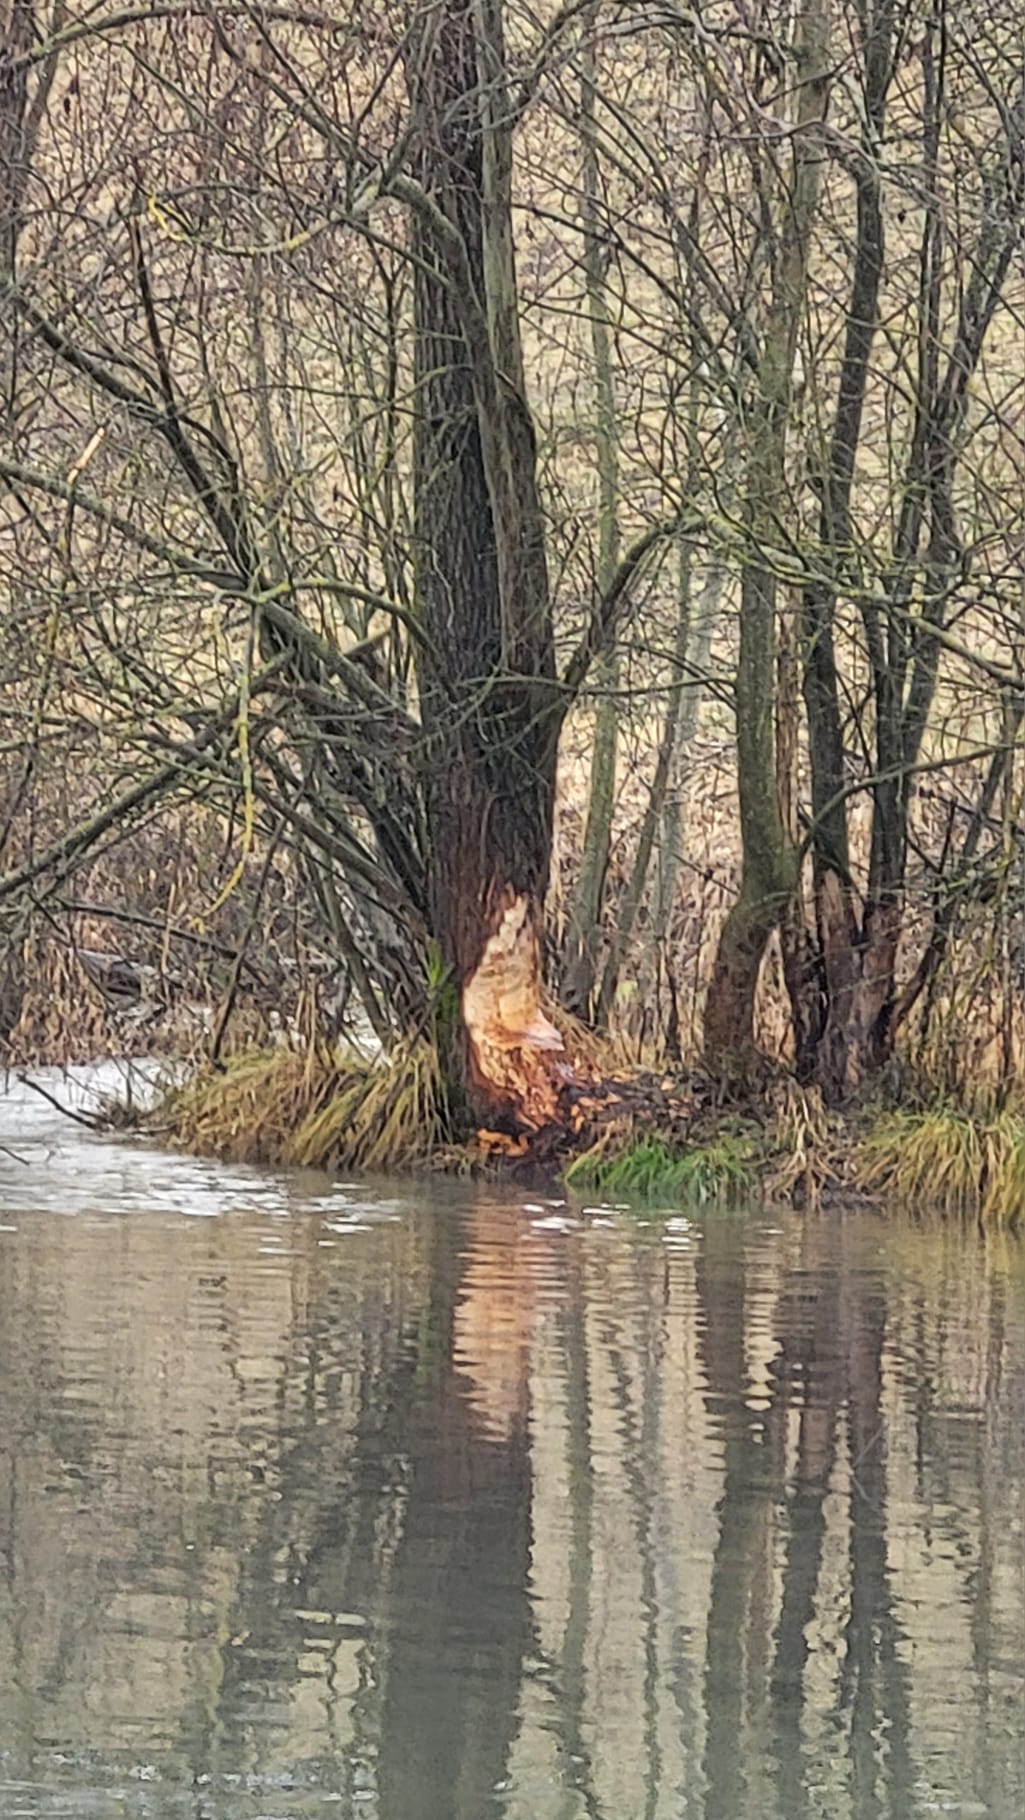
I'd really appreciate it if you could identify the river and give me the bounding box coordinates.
[0,1063,1023,1818]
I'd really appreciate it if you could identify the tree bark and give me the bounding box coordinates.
[0,0,35,414]
[409,0,562,1130]
[653,537,723,942]
[794,0,897,1095]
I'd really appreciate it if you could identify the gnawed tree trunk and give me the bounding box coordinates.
[0,0,683,1137]
[703,0,830,1077]
[408,0,563,1129]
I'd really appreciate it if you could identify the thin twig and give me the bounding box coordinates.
[16,1074,105,1131]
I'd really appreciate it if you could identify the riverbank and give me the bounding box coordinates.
[142,1040,1025,1224]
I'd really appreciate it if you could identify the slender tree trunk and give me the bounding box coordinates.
[704,0,831,1077]
[562,3,620,1020]
[593,523,714,1030]
[409,0,562,1130]
[703,555,799,1069]
[0,0,35,415]
[777,584,823,1076]
[642,160,736,1048]
[653,540,722,938]
[796,0,1021,1097]
[601,296,724,1039]
[796,0,896,1096]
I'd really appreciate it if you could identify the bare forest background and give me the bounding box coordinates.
[2,0,1024,1121]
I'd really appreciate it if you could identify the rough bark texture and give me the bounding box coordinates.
[410,0,562,1129]
[777,589,823,1079]
[653,537,722,935]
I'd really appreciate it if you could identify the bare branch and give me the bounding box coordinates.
[559,518,687,706]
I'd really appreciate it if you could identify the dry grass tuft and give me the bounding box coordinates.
[764,1078,843,1208]
[162,1037,449,1172]
[855,1104,1025,1224]
[544,999,633,1077]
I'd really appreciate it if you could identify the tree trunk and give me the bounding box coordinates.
[0,0,34,414]
[653,536,723,939]
[777,586,824,1078]
[795,0,1021,1098]
[795,0,896,1097]
[704,0,830,1078]
[409,0,562,1131]
[594,522,709,1030]
[562,3,620,1021]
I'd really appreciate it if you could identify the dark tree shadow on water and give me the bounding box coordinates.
[367,1208,535,1820]
[698,1216,917,1820]
[176,1202,536,1820]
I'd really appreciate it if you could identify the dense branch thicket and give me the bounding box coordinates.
[1,0,1023,1129]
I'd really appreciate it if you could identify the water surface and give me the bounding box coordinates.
[0,1064,1023,1818]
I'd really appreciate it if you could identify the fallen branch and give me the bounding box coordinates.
[17,1073,106,1131]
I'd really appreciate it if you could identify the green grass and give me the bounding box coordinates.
[565,1133,754,1203]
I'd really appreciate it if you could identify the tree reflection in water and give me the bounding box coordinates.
[0,1187,1022,1819]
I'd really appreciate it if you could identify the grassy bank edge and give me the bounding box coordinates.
[132,1042,1025,1226]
